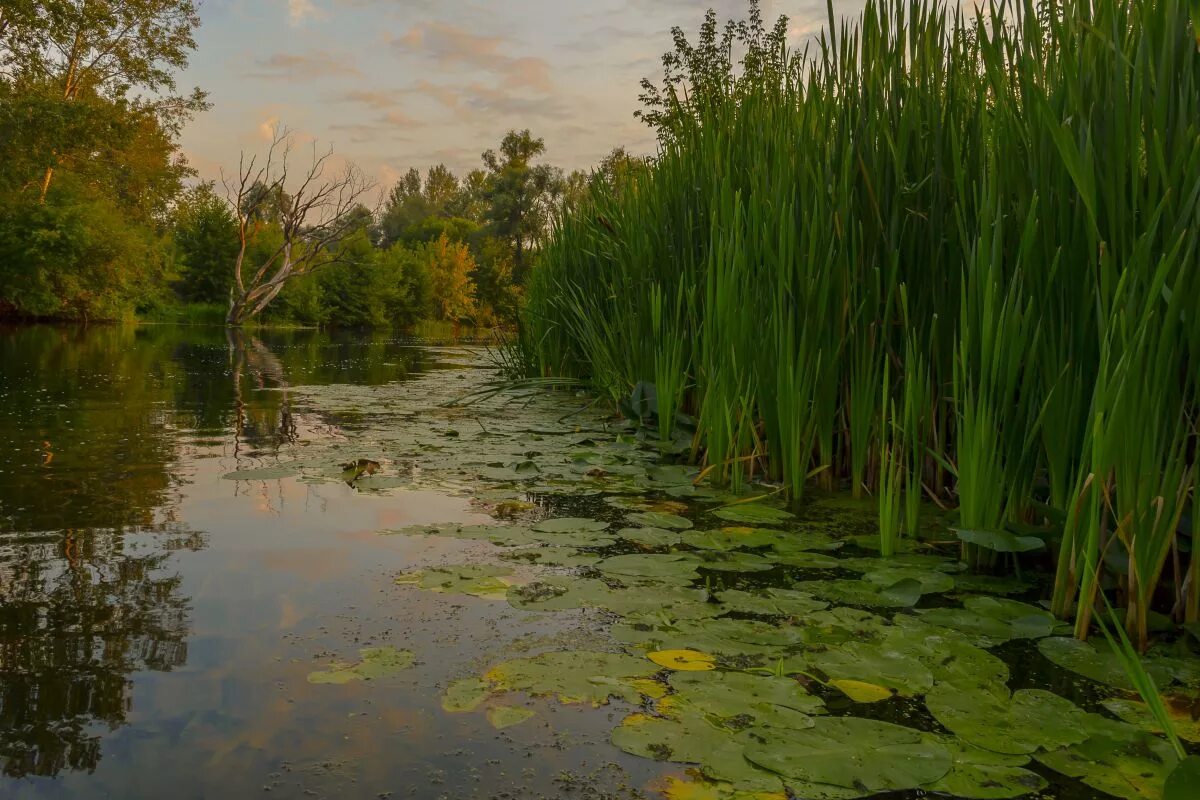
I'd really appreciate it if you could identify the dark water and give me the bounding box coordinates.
[0,325,658,800]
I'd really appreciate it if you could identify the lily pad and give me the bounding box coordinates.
[714,589,827,617]
[486,705,536,729]
[828,679,892,703]
[684,527,785,551]
[925,681,1090,755]
[668,670,826,718]
[628,511,694,530]
[712,504,795,524]
[805,641,934,695]
[532,517,611,534]
[618,527,686,547]
[485,650,659,705]
[396,564,515,598]
[955,528,1046,553]
[862,566,954,595]
[927,737,1049,798]
[1165,756,1200,800]
[499,546,600,568]
[741,716,952,791]
[919,597,1060,646]
[307,647,415,684]
[442,678,492,712]
[1035,715,1179,800]
[598,553,703,582]
[507,576,717,618]
[793,578,924,608]
[1102,694,1200,742]
[650,649,717,671]
[1037,637,1176,690]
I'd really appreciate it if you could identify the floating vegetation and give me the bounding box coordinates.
[307,647,414,685]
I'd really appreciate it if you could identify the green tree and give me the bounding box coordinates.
[421,234,476,321]
[5,0,205,200]
[481,129,563,283]
[172,182,238,304]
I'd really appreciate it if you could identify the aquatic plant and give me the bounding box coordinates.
[521,0,1200,646]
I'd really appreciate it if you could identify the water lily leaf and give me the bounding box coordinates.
[828,679,892,703]
[650,649,717,671]
[741,716,952,791]
[485,650,659,705]
[668,670,826,718]
[628,511,694,530]
[919,597,1060,646]
[925,682,1090,755]
[927,736,1048,798]
[598,553,703,582]
[532,517,610,534]
[1037,637,1176,690]
[1102,694,1200,742]
[499,546,600,568]
[766,532,845,554]
[606,495,690,514]
[442,678,492,712]
[807,642,934,695]
[691,550,777,573]
[884,615,1010,686]
[1035,715,1179,800]
[1165,756,1200,800]
[507,575,715,617]
[714,589,827,617]
[793,578,923,608]
[487,705,536,729]
[619,526,686,547]
[396,564,515,598]
[772,551,843,570]
[684,527,785,551]
[308,647,414,684]
[651,775,790,800]
[712,504,795,524]
[862,566,954,595]
[955,528,1046,553]
[611,709,743,764]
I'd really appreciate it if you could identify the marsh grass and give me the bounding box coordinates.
[523,0,1200,648]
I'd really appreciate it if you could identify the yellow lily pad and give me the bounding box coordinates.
[829,679,893,703]
[650,649,717,671]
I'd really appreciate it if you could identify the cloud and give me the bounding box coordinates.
[287,0,326,26]
[394,22,554,92]
[258,116,281,141]
[245,51,362,81]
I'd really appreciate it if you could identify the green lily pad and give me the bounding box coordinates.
[628,511,693,530]
[532,517,611,534]
[487,705,536,729]
[767,532,845,554]
[927,736,1048,798]
[682,527,785,551]
[712,504,795,524]
[486,650,660,705]
[667,670,826,719]
[862,566,954,595]
[955,528,1046,553]
[1102,694,1200,742]
[1165,756,1200,800]
[618,527,686,547]
[793,578,924,608]
[507,575,716,618]
[885,615,1010,686]
[442,678,493,712]
[1035,715,1179,800]
[499,546,600,568]
[691,550,777,573]
[598,553,703,582]
[919,597,1060,646]
[926,681,1091,755]
[396,564,514,598]
[714,589,827,617]
[772,551,844,570]
[1037,637,1176,690]
[804,641,934,695]
[741,716,952,791]
[308,647,415,684]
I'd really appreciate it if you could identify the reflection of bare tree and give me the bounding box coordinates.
[0,526,201,777]
[227,329,297,461]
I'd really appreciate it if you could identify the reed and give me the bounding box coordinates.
[522,0,1200,645]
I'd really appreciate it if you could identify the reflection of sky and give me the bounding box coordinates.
[179,1,869,183]
[0,335,667,796]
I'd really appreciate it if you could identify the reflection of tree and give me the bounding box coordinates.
[228,328,297,457]
[0,526,201,777]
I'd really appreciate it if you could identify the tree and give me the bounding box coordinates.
[223,127,377,326]
[481,129,563,283]
[421,234,476,321]
[5,0,205,201]
[637,0,790,143]
[172,182,238,304]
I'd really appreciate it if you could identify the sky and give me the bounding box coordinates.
[178,1,865,188]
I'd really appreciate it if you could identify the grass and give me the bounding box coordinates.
[521,0,1200,650]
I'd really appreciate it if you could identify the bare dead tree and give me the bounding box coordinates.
[222,126,378,325]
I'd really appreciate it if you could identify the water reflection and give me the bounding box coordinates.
[0,325,432,781]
